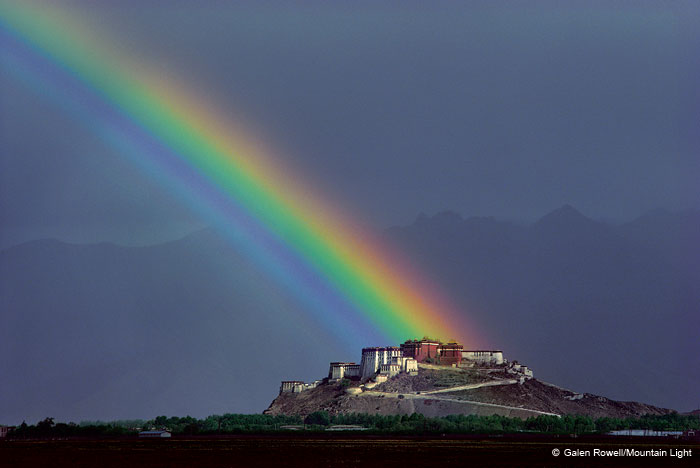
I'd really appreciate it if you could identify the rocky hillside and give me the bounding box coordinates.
[265,365,671,419]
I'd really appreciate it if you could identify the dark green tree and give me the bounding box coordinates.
[304,411,330,426]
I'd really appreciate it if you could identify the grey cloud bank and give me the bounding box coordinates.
[1,1,698,247]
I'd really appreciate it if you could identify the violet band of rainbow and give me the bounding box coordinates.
[0,2,474,344]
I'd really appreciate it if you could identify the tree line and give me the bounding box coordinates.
[5,412,698,438]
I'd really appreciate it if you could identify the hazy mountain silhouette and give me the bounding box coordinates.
[1,205,698,424]
[0,230,347,424]
[386,205,700,412]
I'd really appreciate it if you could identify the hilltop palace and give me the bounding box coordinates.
[280,338,533,394]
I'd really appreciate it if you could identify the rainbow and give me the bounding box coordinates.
[0,2,474,346]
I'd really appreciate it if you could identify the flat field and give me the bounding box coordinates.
[1,435,697,467]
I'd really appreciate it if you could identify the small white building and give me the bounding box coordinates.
[280,380,305,393]
[390,356,418,375]
[360,347,402,378]
[280,379,322,394]
[328,362,361,380]
[280,425,304,431]
[507,361,534,378]
[139,430,171,438]
[326,425,367,431]
[608,430,683,437]
[462,350,504,365]
[303,380,323,390]
[379,363,401,378]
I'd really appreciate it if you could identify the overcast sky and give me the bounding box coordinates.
[1,0,698,248]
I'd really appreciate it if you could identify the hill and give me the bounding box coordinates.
[265,364,671,419]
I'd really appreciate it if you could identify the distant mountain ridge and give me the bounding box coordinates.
[0,229,348,424]
[385,205,699,413]
[1,206,698,424]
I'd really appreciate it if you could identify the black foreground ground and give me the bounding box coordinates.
[2,435,698,468]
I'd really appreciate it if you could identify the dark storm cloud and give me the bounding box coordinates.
[1,0,699,422]
[0,66,204,246]
[1,0,698,240]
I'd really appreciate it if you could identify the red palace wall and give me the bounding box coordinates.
[438,345,463,365]
[401,341,440,362]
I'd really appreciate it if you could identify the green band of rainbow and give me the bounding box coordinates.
[0,1,473,344]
